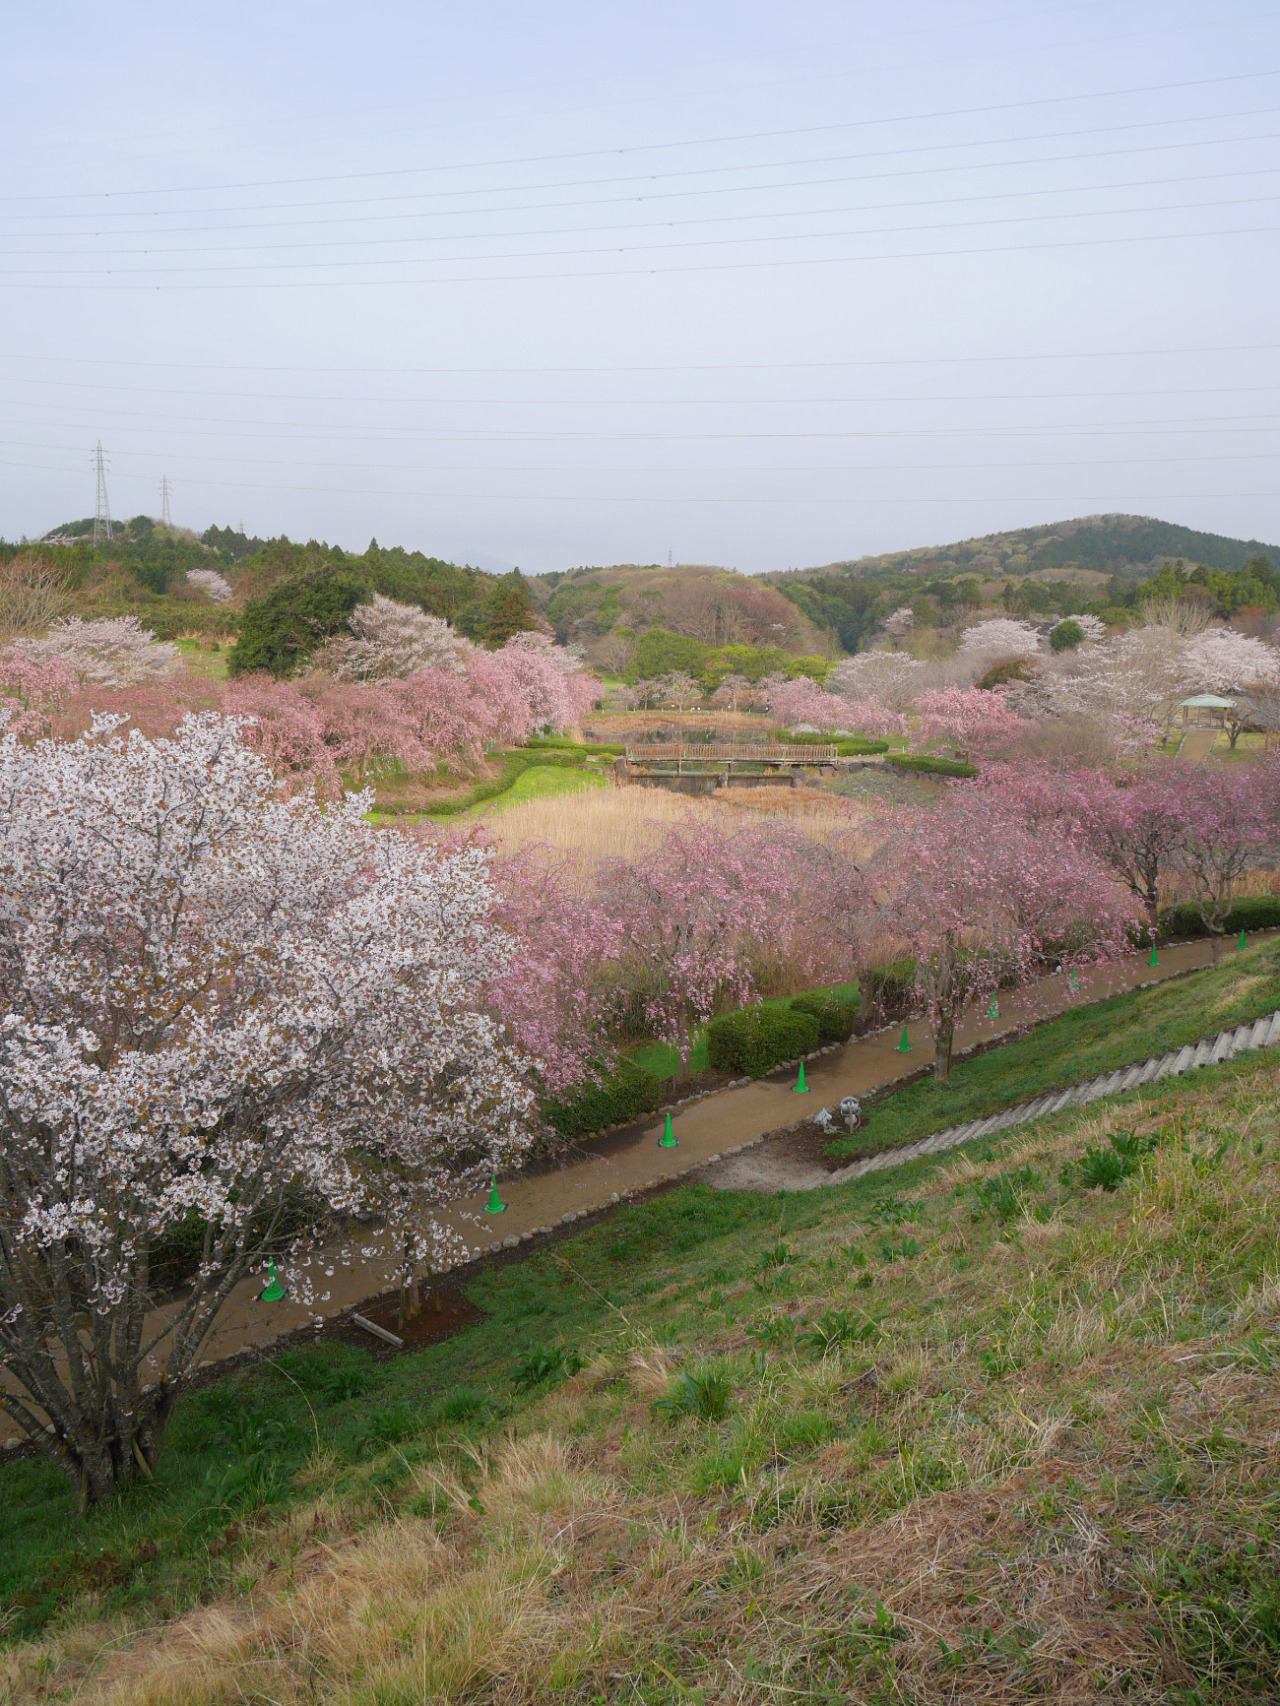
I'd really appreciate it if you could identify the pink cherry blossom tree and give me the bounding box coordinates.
[598,823,856,1078]
[766,677,851,732]
[0,654,79,738]
[915,685,1023,753]
[0,714,534,1503]
[484,850,625,1096]
[872,793,1133,1078]
[1170,766,1273,941]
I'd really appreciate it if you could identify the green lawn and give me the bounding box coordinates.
[826,935,1280,1160]
[468,763,607,815]
[173,637,231,679]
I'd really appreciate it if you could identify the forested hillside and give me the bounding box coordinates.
[772,513,1280,655]
[1,521,535,646]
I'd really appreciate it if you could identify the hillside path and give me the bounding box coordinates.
[0,934,1257,1442]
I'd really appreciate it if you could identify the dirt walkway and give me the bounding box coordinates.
[1176,728,1220,762]
[0,935,1249,1441]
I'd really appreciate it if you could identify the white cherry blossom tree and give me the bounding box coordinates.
[11,615,180,688]
[0,714,533,1505]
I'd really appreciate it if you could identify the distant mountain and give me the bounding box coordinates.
[788,513,1279,586]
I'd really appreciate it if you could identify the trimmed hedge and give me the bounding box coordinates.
[542,1057,663,1140]
[706,1005,821,1078]
[784,732,890,755]
[861,958,917,1022]
[885,753,978,778]
[1159,895,1280,942]
[789,991,859,1043]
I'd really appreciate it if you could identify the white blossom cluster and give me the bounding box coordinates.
[316,593,467,679]
[957,617,1044,657]
[11,615,180,687]
[185,568,233,603]
[1050,613,1107,644]
[0,714,533,1497]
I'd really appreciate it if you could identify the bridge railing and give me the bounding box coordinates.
[625,743,837,762]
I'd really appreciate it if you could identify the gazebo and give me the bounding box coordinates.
[1176,693,1235,728]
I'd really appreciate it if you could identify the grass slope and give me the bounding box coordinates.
[468,763,607,815]
[827,938,1280,1161]
[5,1041,1280,1701]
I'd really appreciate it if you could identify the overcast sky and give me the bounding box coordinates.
[3,0,1279,573]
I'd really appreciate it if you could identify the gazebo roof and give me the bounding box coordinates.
[1179,693,1235,708]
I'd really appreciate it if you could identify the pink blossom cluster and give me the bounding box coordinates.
[964,759,1279,934]
[24,635,600,798]
[915,685,1023,752]
[870,786,1137,1077]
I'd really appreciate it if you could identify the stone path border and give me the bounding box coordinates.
[700,1010,1280,1193]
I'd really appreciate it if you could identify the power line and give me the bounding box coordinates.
[2,339,1278,377]
[8,214,1277,290]
[5,66,1275,204]
[5,455,1278,505]
[11,163,1280,262]
[8,188,1280,280]
[5,377,1280,410]
[5,118,1275,235]
[8,435,1280,475]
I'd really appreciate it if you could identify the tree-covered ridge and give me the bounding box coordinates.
[771,514,1280,646]
[0,523,526,645]
[787,512,1280,586]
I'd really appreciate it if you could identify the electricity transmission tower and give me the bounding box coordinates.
[160,474,172,528]
[92,442,114,546]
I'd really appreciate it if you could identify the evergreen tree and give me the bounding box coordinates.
[228,566,369,677]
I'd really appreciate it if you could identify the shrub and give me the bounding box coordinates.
[706,1005,821,1077]
[885,753,978,778]
[1159,895,1280,941]
[789,991,858,1043]
[542,1057,663,1140]
[977,657,1032,690]
[860,958,917,1022]
[1050,619,1086,652]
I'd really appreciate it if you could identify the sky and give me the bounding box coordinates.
[3,0,1280,574]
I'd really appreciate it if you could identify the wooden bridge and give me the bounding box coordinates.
[625,742,836,766]
[617,741,881,793]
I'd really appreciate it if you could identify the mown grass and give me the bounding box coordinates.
[6,1050,1280,1702]
[825,935,1280,1161]
[467,762,607,816]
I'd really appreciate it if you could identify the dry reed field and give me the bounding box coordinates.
[484,781,882,875]
[7,1045,1280,1704]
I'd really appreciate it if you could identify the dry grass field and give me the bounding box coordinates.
[484,781,881,873]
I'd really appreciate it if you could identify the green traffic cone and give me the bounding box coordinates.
[987,996,999,1019]
[896,1025,911,1053]
[259,1259,286,1303]
[794,1061,809,1093]
[1238,929,1248,950]
[1148,945,1159,967]
[658,1110,678,1148]
[484,1175,507,1214]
